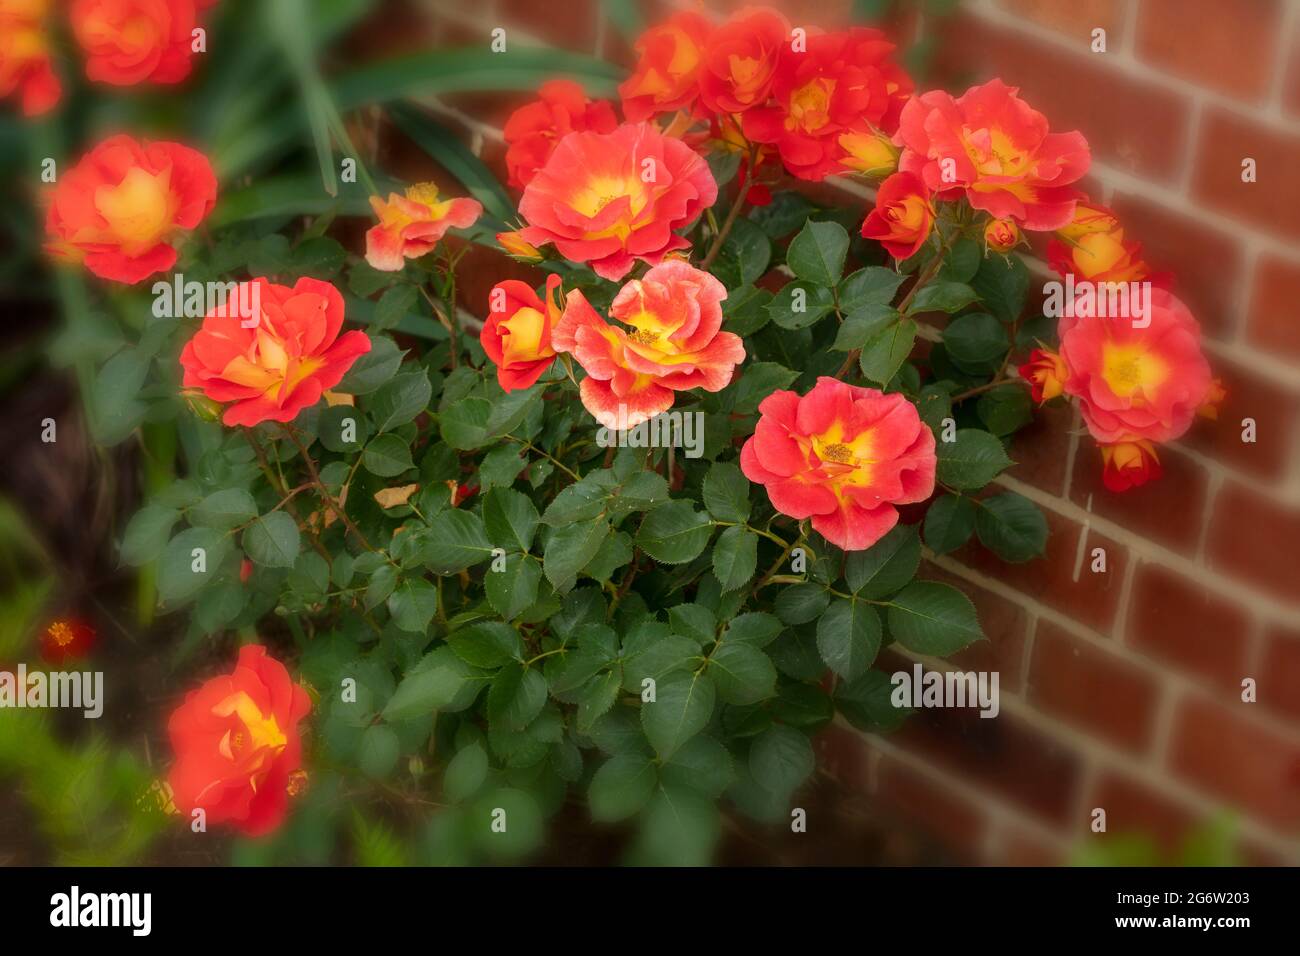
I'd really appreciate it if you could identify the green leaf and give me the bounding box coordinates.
[90,347,151,445]
[774,583,830,624]
[443,742,489,802]
[157,528,231,604]
[641,673,716,759]
[702,462,751,523]
[887,581,984,655]
[708,642,777,705]
[661,735,734,797]
[831,303,897,351]
[975,493,1048,563]
[923,494,976,555]
[730,362,798,414]
[766,281,834,330]
[358,724,400,778]
[838,266,906,314]
[448,621,523,668]
[787,220,849,286]
[636,501,712,564]
[935,429,1013,490]
[319,404,369,453]
[365,563,397,610]
[362,433,414,477]
[120,505,179,566]
[482,487,540,552]
[485,553,541,621]
[717,522,759,590]
[944,311,1008,372]
[543,519,610,591]
[844,523,920,598]
[835,669,910,732]
[421,509,494,573]
[977,385,1033,437]
[713,217,771,289]
[384,647,487,720]
[576,668,622,731]
[724,612,783,647]
[373,284,418,331]
[438,396,492,449]
[971,253,1029,323]
[749,725,814,798]
[906,280,978,314]
[243,512,301,568]
[858,317,917,385]
[487,662,547,731]
[191,489,257,531]
[387,578,438,633]
[338,335,404,394]
[937,237,981,283]
[588,754,657,822]
[816,599,881,680]
[369,368,431,432]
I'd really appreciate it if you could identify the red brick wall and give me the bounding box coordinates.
[421,0,1300,864]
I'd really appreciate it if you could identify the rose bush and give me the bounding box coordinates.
[10,2,1221,865]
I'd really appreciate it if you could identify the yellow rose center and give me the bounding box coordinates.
[1101,342,1168,400]
[213,691,286,764]
[94,166,176,251]
[787,78,834,133]
[47,621,74,646]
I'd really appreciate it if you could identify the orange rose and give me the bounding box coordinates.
[839,128,900,178]
[0,0,61,115]
[1047,202,1167,286]
[517,122,717,282]
[552,260,744,428]
[71,0,216,86]
[860,171,934,260]
[984,217,1020,253]
[45,133,217,284]
[1100,439,1162,492]
[482,273,561,392]
[504,79,617,189]
[1018,347,1067,403]
[698,7,789,114]
[365,182,482,272]
[620,11,712,122]
[166,645,311,837]
[179,277,371,428]
[496,229,542,261]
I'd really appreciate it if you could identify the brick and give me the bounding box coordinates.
[1286,24,1300,118]
[932,13,1194,182]
[1090,769,1199,855]
[498,0,600,53]
[1180,354,1299,483]
[893,688,1084,825]
[917,562,1031,690]
[998,825,1067,866]
[875,754,987,861]
[1027,620,1160,754]
[997,0,1125,44]
[1190,108,1300,242]
[1205,483,1300,607]
[1137,0,1283,103]
[1247,254,1300,360]
[952,507,1129,637]
[1107,192,1244,341]
[1006,398,1073,498]
[1168,693,1300,830]
[1259,623,1300,722]
[814,723,872,790]
[1127,562,1252,694]
[1069,444,1210,555]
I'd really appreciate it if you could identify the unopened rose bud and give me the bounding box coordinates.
[984,217,1020,253]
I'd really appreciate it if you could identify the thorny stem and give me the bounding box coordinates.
[282,425,381,555]
[243,429,333,564]
[700,150,754,270]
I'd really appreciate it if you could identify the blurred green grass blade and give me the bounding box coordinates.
[389,104,514,224]
[210,173,385,227]
[331,47,622,108]
[601,0,645,42]
[267,0,338,196]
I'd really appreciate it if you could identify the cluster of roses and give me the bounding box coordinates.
[0,0,217,115]
[32,5,1223,838]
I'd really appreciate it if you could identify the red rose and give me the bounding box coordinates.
[860,171,935,260]
[45,133,217,284]
[504,79,617,189]
[166,644,311,836]
[71,0,216,86]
